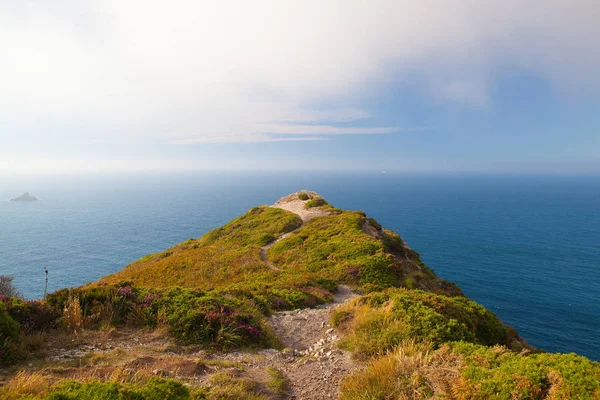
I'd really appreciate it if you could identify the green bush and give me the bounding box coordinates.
[340,340,600,400]
[298,193,310,200]
[2,296,58,333]
[450,342,600,399]
[367,218,382,231]
[332,288,508,359]
[0,302,22,365]
[305,197,328,208]
[0,303,20,343]
[158,288,267,349]
[381,229,405,255]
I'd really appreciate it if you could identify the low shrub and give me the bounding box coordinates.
[0,302,21,343]
[156,288,269,349]
[332,288,507,359]
[380,229,405,255]
[450,342,600,399]
[298,193,310,200]
[0,299,52,366]
[1,297,58,333]
[305,197,328,208]
[341,340,600,399]
[367,218,382,231]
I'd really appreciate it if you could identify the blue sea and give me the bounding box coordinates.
[1,173,598,361]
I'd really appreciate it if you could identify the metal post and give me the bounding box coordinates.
[44,267,48,300]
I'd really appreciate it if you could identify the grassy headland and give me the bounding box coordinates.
[1,192,599,399]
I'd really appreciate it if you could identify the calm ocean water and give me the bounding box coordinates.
[0,173,598,360]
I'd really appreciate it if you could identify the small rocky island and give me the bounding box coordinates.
[10,192,38,202]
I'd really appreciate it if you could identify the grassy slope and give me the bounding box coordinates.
[99,206,303,289]
[100,203,461,299]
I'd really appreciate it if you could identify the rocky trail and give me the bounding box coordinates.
[211,285,359,399]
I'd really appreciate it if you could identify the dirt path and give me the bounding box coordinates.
[269,285,359,399]
[260,231,295,271]
[261,191,331,271]
[217,285,360,399]
[271,191,330,223]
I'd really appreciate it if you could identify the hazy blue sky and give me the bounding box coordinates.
[1,1,599,173]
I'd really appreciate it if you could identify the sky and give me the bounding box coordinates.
[1,0,599,174]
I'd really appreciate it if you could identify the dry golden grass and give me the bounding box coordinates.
[3,369,53,397]
[341,339,462,400]
[61,295,83,332]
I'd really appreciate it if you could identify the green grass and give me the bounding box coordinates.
[207,371,267,399]
[42,378,191,400]
[100,206,302,289]
[265,366,289,395]
[0,374,277,400]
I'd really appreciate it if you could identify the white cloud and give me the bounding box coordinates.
[0,0,599,146]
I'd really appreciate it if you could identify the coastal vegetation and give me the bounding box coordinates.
[2,192,599,399]
[331,288,511,360]
[340,340,600,399]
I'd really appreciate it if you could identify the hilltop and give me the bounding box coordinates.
[1,191,599,399]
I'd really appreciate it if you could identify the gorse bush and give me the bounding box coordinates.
[1,297,57,366]
[45,284,271,350]
[0,302,20,345]
[304,197,327,208]
[367,217,382,231]
[1,296,58,334]
[450,342,600,399]
[158,288,270,349]
[341,340,600,399]
[298,192,310,201]
[332,288,508,359]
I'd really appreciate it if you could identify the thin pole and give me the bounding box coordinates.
[44,267,48,300]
